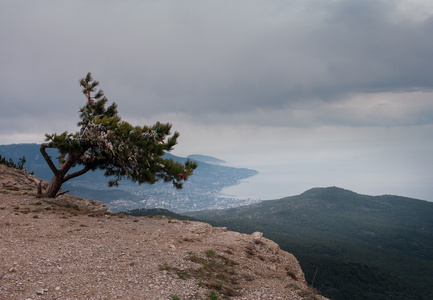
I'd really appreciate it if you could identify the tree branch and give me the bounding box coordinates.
[56,153,66,169]
[40,142,59,176]
[57,147,89,179]
[63,165,91,182]
[56,190,70,197]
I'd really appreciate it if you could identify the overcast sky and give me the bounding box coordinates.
[1,0,432,201]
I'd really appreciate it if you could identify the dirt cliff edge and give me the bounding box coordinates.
[0,165,326,299]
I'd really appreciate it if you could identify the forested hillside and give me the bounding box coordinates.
[188,187,433,300]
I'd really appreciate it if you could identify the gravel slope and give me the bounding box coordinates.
[0,165,325,299]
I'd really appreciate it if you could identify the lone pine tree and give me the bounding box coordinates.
[39,72,197,198]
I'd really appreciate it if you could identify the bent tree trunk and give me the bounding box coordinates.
[43,174,64,198]
[40,142,90,198]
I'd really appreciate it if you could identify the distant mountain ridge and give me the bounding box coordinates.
[188,186,433,300]
[187,154,226,165]
[0,143,259,212]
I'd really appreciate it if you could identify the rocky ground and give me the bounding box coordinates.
[0,165,325,299]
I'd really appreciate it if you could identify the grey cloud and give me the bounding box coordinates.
[125,0,433,117]
[1,0,433,127]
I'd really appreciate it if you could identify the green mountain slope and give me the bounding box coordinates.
[188,187,433,300]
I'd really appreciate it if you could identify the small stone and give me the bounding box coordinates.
[55,286,61,291]
[252,231,263,239]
